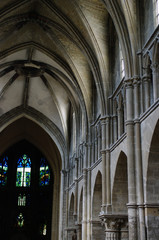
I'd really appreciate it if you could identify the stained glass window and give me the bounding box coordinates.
[17,213,24,228]
[0,156,8,186]
[40,223,47,236]
[39,158,50,186]
[18,194,26,206]
[16,154,31,187]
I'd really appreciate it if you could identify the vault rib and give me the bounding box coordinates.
[0,72,19,98]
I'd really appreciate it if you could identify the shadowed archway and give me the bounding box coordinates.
[0,117,62,240]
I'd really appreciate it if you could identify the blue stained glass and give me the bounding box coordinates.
[16,154,31,187]
[0,156,8,186]
[39,158,50,186]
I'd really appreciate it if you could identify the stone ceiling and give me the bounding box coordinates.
[0,0,135,145]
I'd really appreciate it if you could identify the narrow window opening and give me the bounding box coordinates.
[16,154,31,187]
[119,44,125,79]
[18,194,26,206]
[39,158,50,186]
[0,156,8,186]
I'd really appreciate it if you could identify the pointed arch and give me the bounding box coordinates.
[0,135,60,239]
[92,171,102,220]
[102,0,133,77]
[78,187,83,224]
[68,193,75,227]
[146,120,159,239]
[146,120,159,202]
[0,107,66,169]
[112,151,128,214]
[91,171,104,240]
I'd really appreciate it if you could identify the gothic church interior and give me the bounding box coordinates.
[0,1,158,240]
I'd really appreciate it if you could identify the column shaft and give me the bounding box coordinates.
[134,78,146,240]
[87,142,92,240]
[101,117,107,212]
[125,79,137,240]
[59,170,65,240]
[152,63,159,101]
[82,169,87,240]
[143,77,150,110]
[106,117,111,209]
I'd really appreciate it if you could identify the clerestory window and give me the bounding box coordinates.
[119,44,125,79]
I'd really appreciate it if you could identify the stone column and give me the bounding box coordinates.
[91,127,95,165]
[151,63,159,101]
[100,117,107,213]
[74,158,78,219]
[100,214,128,240]
[82,168,87,240]
[59,170,65,240]
[133,77,146,240]
[95,126,98,162]
[109,98,113,146]
[142,74,151,110]
[97,124,101,160]
[87,141,92,240]
[65,170,69,240]
[125,78,137,240]
[106,117,111,210]
[87,168,91,240]
[113,100,118,142]
[117,93,124,137]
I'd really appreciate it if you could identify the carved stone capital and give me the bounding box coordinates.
[124,77,133,85]
[100,149,106,154]
[99,214,128,231]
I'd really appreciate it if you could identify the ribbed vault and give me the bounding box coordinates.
[0,0,136,162]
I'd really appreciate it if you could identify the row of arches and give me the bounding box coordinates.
[67,119,159,240]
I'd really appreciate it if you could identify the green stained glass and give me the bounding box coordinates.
[39,158,50,186]
[17,213,24,227]
[16,154,31,187]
